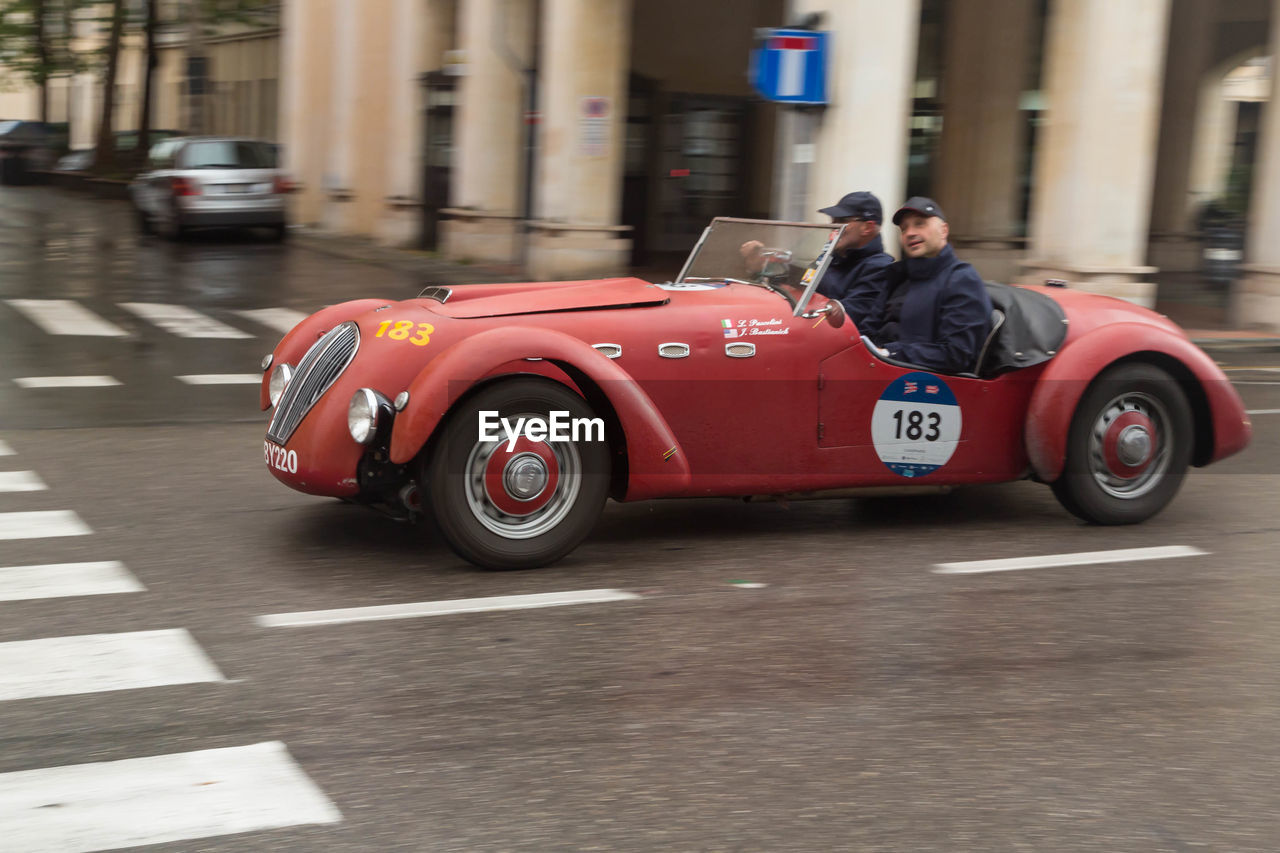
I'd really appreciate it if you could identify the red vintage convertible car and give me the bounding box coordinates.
[260,218,1251,569]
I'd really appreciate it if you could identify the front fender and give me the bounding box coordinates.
[388,326,692,499]
[1026,323,1251,482]
[259,299,391,410]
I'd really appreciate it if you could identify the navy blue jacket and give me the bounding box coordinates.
[819,235,893,326]
[861,243,993,374]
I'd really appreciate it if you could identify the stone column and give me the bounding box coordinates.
[933,0,1036,284]
[444,0,535,265]
[280,0,326,226]
[1147,0,1215,273]
[781,0,919,257]
[377,0,454,246]
[527,0,632,280]
[1234,0,1280,331]
[1023,0,1172,307]
[321,0,361,232]
[1188,76,1236,209]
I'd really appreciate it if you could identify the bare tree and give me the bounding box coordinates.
[91,0,124,174]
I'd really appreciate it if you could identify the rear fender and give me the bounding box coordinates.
[258,299,391,410]
[388,326,691,499]
[1026,323,1251,481]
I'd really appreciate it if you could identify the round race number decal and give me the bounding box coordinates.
[871,372,962,477]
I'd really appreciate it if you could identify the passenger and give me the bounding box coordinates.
[861,197,992,374]
[739,191,892,323]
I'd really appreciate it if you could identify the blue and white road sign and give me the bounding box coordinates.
[750,28,829,105]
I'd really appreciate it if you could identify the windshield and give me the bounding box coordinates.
[676,218,844,315]
[181,140,278,169]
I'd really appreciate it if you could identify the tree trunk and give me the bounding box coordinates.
[34,0,49,123]
[136,0,158,168]
[93,0,126,175]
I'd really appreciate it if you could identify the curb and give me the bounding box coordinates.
[289,229,524,286]
[1189,336,1280,353]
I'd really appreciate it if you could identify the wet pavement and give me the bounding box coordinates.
[1,184,1279,851]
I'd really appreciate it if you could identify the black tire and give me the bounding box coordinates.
[135,207,154,235]
[1050,362,1193,524]
[424,377,610,569]
[269,223,288,242]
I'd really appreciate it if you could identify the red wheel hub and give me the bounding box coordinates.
[482,436,560,516]
[1101,410,1157,478]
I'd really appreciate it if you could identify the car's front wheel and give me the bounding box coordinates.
[424,377,610,569]
[1050,362,1193,524]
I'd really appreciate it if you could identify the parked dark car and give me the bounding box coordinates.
[54,129,183,172]
[0,120,60,184]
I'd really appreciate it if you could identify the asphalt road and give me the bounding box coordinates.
[1,186,1279,851]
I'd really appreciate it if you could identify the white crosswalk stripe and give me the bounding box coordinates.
[0,629,226,701]
[4,299,128,337]
[118,302,253,339]
[14,376,121,389]
[176,373,263,385]
[0,741,341,852]
[0,471,47,492]
[0,561,145,602]
[234,307,307,335]
[0,510,92,540]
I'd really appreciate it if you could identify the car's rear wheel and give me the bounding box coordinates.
[1050,362,1192,524]
[424,377,610,569]
[135,207,154,235]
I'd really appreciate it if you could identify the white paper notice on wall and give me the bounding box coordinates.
[793,143,815,164]
[579,96,611,157]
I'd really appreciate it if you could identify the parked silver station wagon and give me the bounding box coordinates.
[129,136,289,240]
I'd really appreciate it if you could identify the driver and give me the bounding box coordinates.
[739,191,893,324]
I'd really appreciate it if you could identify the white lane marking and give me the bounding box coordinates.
[4,299,128,337]
[0,510,92,540]
[0,629,225,701]
[234,307,307,335]
[1246,408,1280,415]
[259,588,642,628]
[118,302,252,339]
[1223,366,1280,372]
[933,545,1208,575]
[1233,381,1280,386]
[0,741,341,852]
[176,374,262,385]
[0,561,145,602]
[14,376,121,389]
[0,471,45,492]
[0,439,12,455]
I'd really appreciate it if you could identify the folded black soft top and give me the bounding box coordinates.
[980,282,1069,377]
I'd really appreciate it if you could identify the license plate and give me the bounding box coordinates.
[264,440,298,474]
[220,184,250,194]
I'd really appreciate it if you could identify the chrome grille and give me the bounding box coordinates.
[266,321,359,444]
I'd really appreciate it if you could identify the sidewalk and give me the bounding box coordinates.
[292,227,1280,352]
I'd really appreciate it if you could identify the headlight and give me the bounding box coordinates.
[348,388,391,445]
[268,363,293,407]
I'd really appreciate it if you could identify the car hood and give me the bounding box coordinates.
[426,277,668,319]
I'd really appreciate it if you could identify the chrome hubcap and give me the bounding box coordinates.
[1116,425,1152,467]
[1089,391,1170,499]
[463,413,581,540]
[503,453,549,501]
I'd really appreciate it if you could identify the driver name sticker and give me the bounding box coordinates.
[723,318,788,338]
[871,372,961,477]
